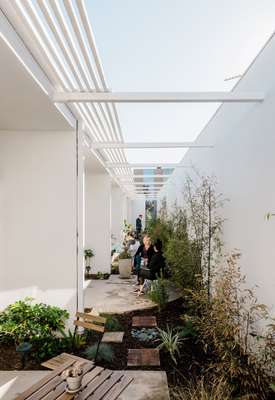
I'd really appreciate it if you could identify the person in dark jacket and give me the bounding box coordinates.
[137,239,166,295]
[149,239,166,280]
[136,214,143,236]
[134,234,155,287]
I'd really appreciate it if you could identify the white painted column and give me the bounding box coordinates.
[85,172,111,274]
[76,127,85,312]
[111,185,124,246]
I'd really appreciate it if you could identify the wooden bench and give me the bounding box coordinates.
[16,357,134,400]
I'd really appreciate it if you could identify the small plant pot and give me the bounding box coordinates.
[118,258,132,278]
[66,375,83,392]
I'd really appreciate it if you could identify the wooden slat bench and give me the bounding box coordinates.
[16,357,133,400]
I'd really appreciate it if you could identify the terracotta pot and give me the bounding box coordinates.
[118,258,132,278]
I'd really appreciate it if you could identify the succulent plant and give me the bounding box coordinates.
[131,328,159,343]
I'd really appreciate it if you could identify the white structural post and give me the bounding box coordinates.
[85,172,111,273]
[76,124,84,312]
[111,185,125,245]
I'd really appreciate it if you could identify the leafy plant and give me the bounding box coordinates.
[157,326,184,364]
[187,253,273,398]
[0,298,69,360]
[101,314,121,332]
[61,329,86,351]
[84,249,94,259]
[148,276,169,310]
[171,376,232,400]
[85,343,114,363]
[118,248,131,259]
[61,361,83,378]
[131,328,159,343]
[178,318,198,338]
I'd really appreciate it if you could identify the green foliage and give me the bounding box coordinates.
[60,329,86,351]
[84,249,94,259]
[149,277,169,310]
[171,376,232,400]
[178,318,198,338]
[85,343,114,363]
[187,253,274,399]
[0,298,69,360]
[147,217,173,252]
[101,314,121,332]
[157,326,184,364]
[165,238,201,291]
[118,248,131,259]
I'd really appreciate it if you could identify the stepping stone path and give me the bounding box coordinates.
[132,316,157,328]
[128,315,160,367]
[102,331,124,343]
[127,349,160,367]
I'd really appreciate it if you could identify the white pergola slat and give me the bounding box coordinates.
[53,91,265,103]
[90,141,213,149]
[107,162,189,168]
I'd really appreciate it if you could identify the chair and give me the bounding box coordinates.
[73,312,106,362]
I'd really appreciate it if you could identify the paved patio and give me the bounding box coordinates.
[84,275,181,314]
[0,370,170,400]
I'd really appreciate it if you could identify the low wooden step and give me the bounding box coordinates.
[127,348,160,367]
[41,352,91,370]
[102,331,124,343]
[132,316,157,328]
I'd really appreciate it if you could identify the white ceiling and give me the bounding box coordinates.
[0,37,72,131]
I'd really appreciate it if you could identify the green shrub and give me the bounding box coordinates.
[85,343,114,363]
[61,329,86,351]
[101,314,121,332]
[149,277,169,310]
[0,298,69,360]
[165,238,201,291]
[147,217,173,252]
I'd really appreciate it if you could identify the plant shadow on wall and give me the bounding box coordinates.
[148,173,275,399]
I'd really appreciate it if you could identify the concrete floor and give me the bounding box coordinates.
[0,370,170,400]
[84,274,181,314]
[0,371,50,400]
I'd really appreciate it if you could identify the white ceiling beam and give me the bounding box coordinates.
[106,162,188,168]
[118,177,169,182]
[117,174,171,179]
[90,141,213,149]
[124,183,164,187]
[53,91,265,103]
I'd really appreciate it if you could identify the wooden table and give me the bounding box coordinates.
[15,357,133,400]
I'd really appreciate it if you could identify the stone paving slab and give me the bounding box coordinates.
[0,371,50,400]
[132,316,157,327]
[102,331,124,343]
[127,349,160,367]
[117,371,170,400]
[84,274,181,314]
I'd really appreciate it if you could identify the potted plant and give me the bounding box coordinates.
[118,248,132,278]
[84,249,94,278]
[62,362,84,393]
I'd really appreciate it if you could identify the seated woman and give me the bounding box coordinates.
[149,239,166,280]
[138,239,166,295]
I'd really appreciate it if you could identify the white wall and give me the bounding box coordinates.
[85,172,111,273]
[160,35,275,312]
[0,130,78,320]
